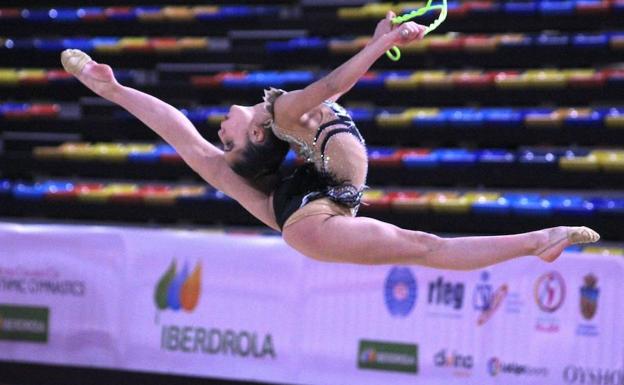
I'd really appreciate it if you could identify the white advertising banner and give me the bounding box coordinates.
[0,223,126,367]
[299,254,624,385]
[119,227,303,384]
[0,221,623,385]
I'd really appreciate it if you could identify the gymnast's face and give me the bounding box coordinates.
[218,103,268,167]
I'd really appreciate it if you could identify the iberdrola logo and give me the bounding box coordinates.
[155,260,202,312]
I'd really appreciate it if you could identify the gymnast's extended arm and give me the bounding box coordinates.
[273,14,425,125]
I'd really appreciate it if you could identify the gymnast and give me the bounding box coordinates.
[60,12,599,269]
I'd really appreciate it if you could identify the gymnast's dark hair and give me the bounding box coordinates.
[230,124,289,191]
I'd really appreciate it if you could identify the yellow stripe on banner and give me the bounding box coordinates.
[119,37,150,51]
[33,146,64,160]
[376,110,412,128]
[559,152,600,172]
[193,6,219,16]
[60,142,92,160]
[605,114,624,129]
[494,72,526,89]
[594,150,624,172]
[414,71,452,89]
[17,69,47,82]
[0,68,19,85]
[162,6,194,21]
[178,37,209,50]
[430,192,464,213]
[525,69,567,88]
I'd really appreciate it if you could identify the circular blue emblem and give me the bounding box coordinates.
[384,267,417,317]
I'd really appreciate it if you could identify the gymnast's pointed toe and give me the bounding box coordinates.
[61,49,92,76]
[568,226,600,245]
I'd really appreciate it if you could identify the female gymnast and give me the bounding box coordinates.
[60,12,599,269]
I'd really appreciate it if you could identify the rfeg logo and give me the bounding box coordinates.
[154,259,201,312]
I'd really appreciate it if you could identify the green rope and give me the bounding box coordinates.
[385,0,448,61]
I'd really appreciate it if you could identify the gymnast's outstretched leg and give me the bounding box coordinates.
[282,214,599,269]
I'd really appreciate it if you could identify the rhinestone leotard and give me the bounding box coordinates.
[264,88,368,229]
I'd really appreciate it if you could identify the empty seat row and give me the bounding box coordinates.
[269,31,624,54]
[362,189,623,216]
[33,143,182,163]
[4,103,621,128]
[0,6,279,23]
[0,68,135,86]
[4,31,622,56]
[1,37,218,53]
[370,148,624,172]
[2,67,621,91]
[0,102,60,118]
[191,68,624,90]
[1,1,621,25]
[337,1,624,20]
[30,143,624,172]
[1,179,230,204]
[3,178,622,218]
[375,106,624,128]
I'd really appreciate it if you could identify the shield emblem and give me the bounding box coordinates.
[580,274,599,320]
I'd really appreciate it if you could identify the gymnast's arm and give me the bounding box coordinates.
[327,10,398,103]
[273,16,425,126]
[103,84,280,230]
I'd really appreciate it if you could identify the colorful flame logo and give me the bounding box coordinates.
[155,260,201,312]
[361,348,378,363]
[487,357,501,376]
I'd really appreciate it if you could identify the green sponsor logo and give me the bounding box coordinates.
[0,304,49,343]
[358,340,418,374]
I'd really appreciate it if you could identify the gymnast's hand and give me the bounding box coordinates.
[371,11,397,42]
[387,21,427,45]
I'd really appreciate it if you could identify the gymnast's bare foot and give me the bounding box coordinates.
[61,49,119,98]
[535,226,600,262]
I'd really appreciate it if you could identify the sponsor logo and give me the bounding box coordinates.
[155,261,276,360]
[534,271,566,333]
[577,274,600,337]
[0,304,49,343]
[161,325,275,359]
[534,271,566,313]
[384,267,417,317]
[0,265,85,297]
[563,365,624,385]
[358,340,418,374]
[580,274,599,320]
[487,357,548,377]
[155,260,201,312]
[427,276,464,318]
[473,271,508,326]
[434,349,473,376]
